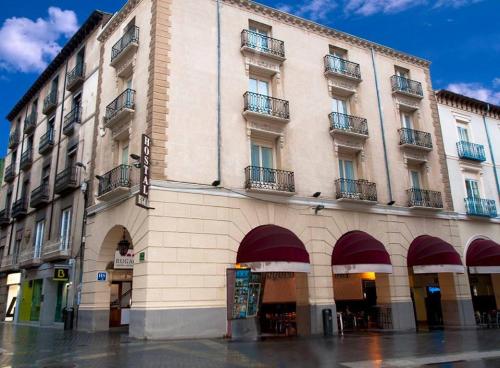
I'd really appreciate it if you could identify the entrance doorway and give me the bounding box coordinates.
[109,280,132,328]
[410,273,444,330]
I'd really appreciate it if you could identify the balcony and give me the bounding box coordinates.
[324,55,361,81]
[111,26,139,67]
[104,89,135,130]
[243,92,290,124]
[0,209,10,227]
[43,238,70,262]
[18,248,43,269]
[465,197,497,218]
[54,166,79,195]
[398,128,432,151]
[0,255,17,272]
[244,166,295,195]
[66,63,85,92]
[23,111,37,134]
[391,75,423,99]
[20,149,33,171]
[329,112,368,140]
[30,183,50,209]
[335,179,377,203]
[241,30,285,62]
[8,130,19,149]
[97,164,133,201]
[39,129,55,155]
[43,89,58,115]
[63,105,81,136]
[11,198,28,219]
[407,188,443,210]
[457,141,486,162]
[4,164,15,182]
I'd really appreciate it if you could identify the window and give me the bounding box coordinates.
[34,220,45,258]
[251,141,275,183]
[248,23,269,51]
[401,111,413,129]
[338,158,357,193]
[457,126,469,142]
[41,163,50,186]
[76,48,85,67]
[249,77,269,96]
[73,92,82,110]
[395,67,410,79]
[21,179,29,201]
[465,179,480,199]
[329,46,347,59]
[60,208,72,250]
[121,144,129,165]
[410,170,421,189]
[332,97,350,128]
[50,76,59,94]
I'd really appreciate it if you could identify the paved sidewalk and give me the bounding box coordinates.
[2,324,500,367]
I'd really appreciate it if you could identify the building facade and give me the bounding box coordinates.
[0,11,110,326]
[76,0,500,340]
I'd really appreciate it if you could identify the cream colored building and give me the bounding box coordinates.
[76,0,500,339]
[0,11,111,326]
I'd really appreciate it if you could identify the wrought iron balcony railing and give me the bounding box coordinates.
[465,197,497,218]
[391,75,423,97]
[66,63,85,91]
[329,112,368,136]
[243,92,290,121]
[241,30,285,59]
[30,182,50,208]
[407,188,443,209]
[324,55,361,80]
[457,141,486,162]
[0,209,11,226]
[43,89,58,114]
[399,128,432,150]
[335,179,377,202]
[55,166,79,195]
[105,89,135,122]
[111,26,139,62]
[39,128,55,155]
[8,129,19,149]
[24,111,37,134]
[244,166,295,193]
[63,105,81,135]
[97,164,132,197]
[20,149,33,171]
[11,198,28,219]
[4,164,15,182]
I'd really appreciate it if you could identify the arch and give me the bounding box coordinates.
[466,237,500,274]
[331,230,392,274]
[236,224,310,273]
[463,235,492,262]
[407,235,464,274]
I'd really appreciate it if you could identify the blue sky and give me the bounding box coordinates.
[0,0,499,155]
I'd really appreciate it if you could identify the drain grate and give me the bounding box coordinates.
[41,363,77,368]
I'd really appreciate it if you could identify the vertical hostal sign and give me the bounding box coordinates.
[136,134,151,208]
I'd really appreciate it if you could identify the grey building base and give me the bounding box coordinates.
[231,318,259,341]
[309,304,337,335]
[77,309,110,331]
[389,301,416,331]
[442,299,476,328]
[129,307,227,340]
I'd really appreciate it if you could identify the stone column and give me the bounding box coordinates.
[439,273,475,327]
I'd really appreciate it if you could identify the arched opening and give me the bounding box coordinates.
[99,225,134,330]
[407,235,464,331]
[465,237,500,326]
[228,225,311,339]
[331,231,393,332]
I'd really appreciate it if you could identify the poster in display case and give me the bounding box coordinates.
[229,269,263,320]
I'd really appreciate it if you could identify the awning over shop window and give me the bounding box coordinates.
[236,225,311,273]
[331,231,392,274]
[466,238,500,274]
[407,235,464,274]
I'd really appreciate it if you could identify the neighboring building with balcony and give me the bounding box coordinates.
[0,12,110,325]
[436,90,499,219]
[75,0,500,342]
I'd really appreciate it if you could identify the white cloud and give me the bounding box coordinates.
[434,0,484,8]
[0,7,78,73]
[493,78,500,88]
[278,0,338,21]
[344,0,426,16]
[446,82,500,105]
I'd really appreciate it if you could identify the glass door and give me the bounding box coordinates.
[249,26,268,52]
[249,78,270,114]
[251,143,275,184]
[329,49,347,73]
[339,159,356,194]
[457,127,469,142]
[396,69,410,91]
[411,170,423,204]
[332,97,349,129]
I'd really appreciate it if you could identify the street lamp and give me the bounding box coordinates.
[117,227,131,256]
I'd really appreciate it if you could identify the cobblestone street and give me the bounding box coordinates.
[2,324,500,367]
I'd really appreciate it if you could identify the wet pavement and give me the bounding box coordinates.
[2,324,500,367]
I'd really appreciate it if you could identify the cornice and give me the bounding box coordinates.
[222,0,430,68]
[98,0,142,42]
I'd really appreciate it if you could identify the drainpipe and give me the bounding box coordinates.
[482,104,500,201]
[370,47,393,204]
[216,0,222,183]
[48,61,69,238]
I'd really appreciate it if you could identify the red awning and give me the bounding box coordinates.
[466,238,500,274]
[407,235,464,274]
[236,225,310,273]
[331,231,392,274]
